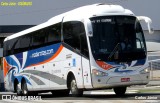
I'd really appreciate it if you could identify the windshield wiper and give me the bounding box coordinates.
[108,43,120,60]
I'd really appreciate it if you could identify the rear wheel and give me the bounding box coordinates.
[70,77,83,97]
[16,82,22,96]
[114,87,127,96]
[21,80,29,96]
[21,80,38,96]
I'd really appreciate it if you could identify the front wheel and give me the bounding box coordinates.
[70,78,83,97]
[113,87,127,96]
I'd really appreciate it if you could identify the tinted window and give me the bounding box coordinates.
[80,34,89,58]
[63,21,88,57]
[14,38,21,54]
[47,23,61,44]
[20,35,31,51]
[32,30,46,48]
[90,16,146,62]
[63,21,83,51]
[3,23,62,56]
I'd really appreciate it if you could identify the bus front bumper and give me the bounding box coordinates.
[91,73,150,89]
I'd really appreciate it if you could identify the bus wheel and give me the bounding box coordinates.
[70,77,83,97]
[21,80,28,96]
[16,82,22,96]
[113,87,127,96]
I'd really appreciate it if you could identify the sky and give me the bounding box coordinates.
[0,0,159,30]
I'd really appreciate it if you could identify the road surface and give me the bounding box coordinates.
[0,89,160,103]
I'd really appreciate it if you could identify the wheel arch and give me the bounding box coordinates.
[21,77,26,83]
[13,76,27,92]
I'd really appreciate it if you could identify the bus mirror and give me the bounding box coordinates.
[137,16,154,34]
[85,19,93,37]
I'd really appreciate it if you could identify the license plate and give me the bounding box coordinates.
[121,78,130,82]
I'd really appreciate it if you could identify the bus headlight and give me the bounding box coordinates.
[140,68,150,74]
[92,69,108,76]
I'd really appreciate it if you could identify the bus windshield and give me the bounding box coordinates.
[89,16,146,62]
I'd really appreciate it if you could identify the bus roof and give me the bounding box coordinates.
[4,3,134,42]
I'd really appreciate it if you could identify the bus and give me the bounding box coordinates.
[3,3,153,96]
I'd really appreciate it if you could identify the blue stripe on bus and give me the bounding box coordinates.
[24,43,61,68]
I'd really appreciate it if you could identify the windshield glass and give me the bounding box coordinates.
[89,16,146,62]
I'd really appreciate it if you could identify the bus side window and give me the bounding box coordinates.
[14,38,21,54]
[32,30,46,48]
[63,22,73,46]
[63,21,82,52]
[4,40,14,56]
[7,38,20,55]
[20,35,31,52]
[47,23,61,44]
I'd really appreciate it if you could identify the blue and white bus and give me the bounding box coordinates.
[3,3,153,96]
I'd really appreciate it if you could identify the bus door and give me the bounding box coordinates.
[80,33,92,89]
[62,18,85,88]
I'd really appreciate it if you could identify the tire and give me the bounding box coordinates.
[21,80,29,96]
[70,77,83,97]
[113,87,127,96]
[51,90,69,97]
[16,82,22,96]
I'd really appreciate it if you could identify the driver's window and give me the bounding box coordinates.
[136,37,141,48]
[135,21,145,49]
